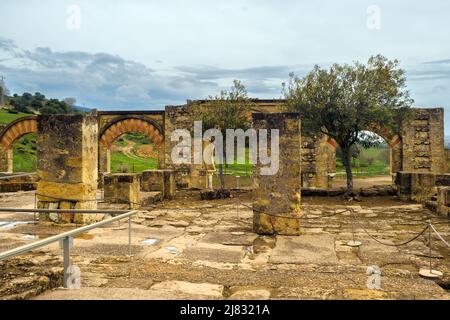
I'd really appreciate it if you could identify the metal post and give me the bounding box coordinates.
[429,220,432,273]
[63,236,71,288]
[128,217,132,256]
[34,192,37,225]
[236,176,240,221]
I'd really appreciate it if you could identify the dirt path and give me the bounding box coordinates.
[333,176,392,188]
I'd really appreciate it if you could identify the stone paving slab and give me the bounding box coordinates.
[181,243,245,264]
[33,281,224,300]
[270,234,338,265]
[200,232,258,246]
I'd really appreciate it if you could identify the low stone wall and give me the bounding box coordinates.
[141,169,176,199]
[0,173,38,192]
[395,171,450,202]
[104,173,140,209]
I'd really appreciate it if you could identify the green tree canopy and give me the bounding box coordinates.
[284,55,413,193]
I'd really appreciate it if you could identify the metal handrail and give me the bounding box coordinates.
[0,209,138,288]
[0,208,130,214]
[0,210,137,261]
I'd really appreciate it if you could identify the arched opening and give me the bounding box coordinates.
[333,131,394,189]
[99,117,164,174]
[109,132,159,173]
[0,117,37,173]
[12,133,37,172]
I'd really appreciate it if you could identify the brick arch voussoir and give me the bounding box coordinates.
[99,117,164,149]
[0,117,38,150]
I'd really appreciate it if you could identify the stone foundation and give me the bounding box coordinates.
[104,173,140,209]
[252,113,302,236]
[436,186,450,218]
[395,171,450,202]
[141,169,176,199]
[0,173,38,192]
[36,114,100,224]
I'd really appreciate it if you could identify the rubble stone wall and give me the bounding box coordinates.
[401,108,446,173]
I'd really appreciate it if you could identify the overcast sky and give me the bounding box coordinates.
[0,1,449,132]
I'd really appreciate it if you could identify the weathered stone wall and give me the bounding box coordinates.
[401,108,446,174]
[104,173,140,209]
[252,113,302,235]
[0,123,6,172]
[395,171,450,202]
[436,186,450,218]
[164,101,335,190]
[37,114,99,224]
[0,173,38,192]
[301,134,335,189]
[164,105,196,188]
[141,169,176,199]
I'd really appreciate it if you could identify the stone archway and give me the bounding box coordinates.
[0,116,37,172]
[98,116,165,173]
[326,124,402,184]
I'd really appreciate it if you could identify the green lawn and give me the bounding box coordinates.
[12,133,37,172]
[0,109,31,125]
[336,147,390,177]
[110,151,158,173]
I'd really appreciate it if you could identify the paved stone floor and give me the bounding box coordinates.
[1,190,450,300]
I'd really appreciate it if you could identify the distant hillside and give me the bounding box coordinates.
[73,105,92,113]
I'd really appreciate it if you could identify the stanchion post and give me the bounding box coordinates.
[63,236,72,288]
[128,216,132,256]
[236,176,240,221]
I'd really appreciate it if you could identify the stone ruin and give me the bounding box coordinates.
[0,100,448,231]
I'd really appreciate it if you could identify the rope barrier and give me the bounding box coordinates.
[234,187,433,248]
[348,208,430,247]
[237,197,349,220]
[430,224,450,248]
[35,192,142,206]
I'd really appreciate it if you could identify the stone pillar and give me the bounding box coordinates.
[0,147,6,172]
[104,173,140,209]
[0,147,13,173]
[390,135,402,183]
[436,186,450,218]
[141,169,176,199]
[402,108,446,174]
[6,148,13,173]
[99,147,111,173]
[252,113,302,236]
[37,114,99,224]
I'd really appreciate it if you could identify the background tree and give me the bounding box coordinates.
[284,55,413,194]
[191,80,255,191]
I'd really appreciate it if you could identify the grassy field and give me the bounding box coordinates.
[336,147,390,177]
[12,133,37,172]
[0,109,31,125]
[110,151,158,173]
[219,146,390,178]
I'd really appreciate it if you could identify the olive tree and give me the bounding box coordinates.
[284,55,413,193]
[191,80,254,190]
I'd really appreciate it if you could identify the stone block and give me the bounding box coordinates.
[36,114,99,224]
[436,186,450,218]
[104,173,140,209]
[141,169,176,199]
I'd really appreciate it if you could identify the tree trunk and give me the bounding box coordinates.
[218,162,225,191]
[341,147,354,193]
